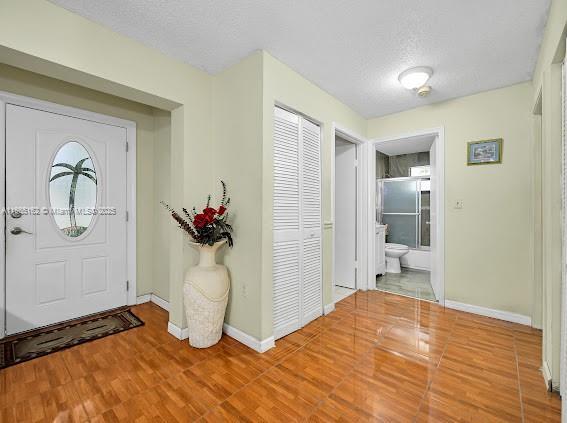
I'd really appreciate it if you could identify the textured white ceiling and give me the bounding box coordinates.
[49,0,550,118]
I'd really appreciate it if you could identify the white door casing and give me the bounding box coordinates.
[368,128,444,303]
[429,137,442,300]
[560,42,566,417]
[273,106,322,340]
[331,125,368,294]
[334,138,356,289]
[5,103,130,335]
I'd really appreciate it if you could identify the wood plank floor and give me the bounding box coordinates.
[0,290,561,422]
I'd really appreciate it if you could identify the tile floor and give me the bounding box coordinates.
[0,291,560,421]
[333,286,356,303]
[377,267,437,302]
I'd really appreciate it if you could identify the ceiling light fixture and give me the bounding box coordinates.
[398,66,433,96]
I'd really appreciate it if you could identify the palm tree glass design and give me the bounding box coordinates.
[49,141,97,238]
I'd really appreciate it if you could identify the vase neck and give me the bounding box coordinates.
[195,241,226,267]
[199,247,217,267]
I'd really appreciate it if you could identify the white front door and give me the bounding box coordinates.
[334,138,357,289]
[5,104,128,335]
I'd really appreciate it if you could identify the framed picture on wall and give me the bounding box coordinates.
[467,138,502,165]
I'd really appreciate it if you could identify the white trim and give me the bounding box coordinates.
[167,322,189,340]
[323,302,335,315]
[136,294,151,304]
[136,293,170,311]
[0,91,136,338]
[223,323,275,353]
[543,360,553,391]
[0,100,5,338]
[402,265,430,272]
[126,121,137,307]
[140,294,275,353]
[331,123,368,293]
[368,127,445,304]
[150,294,170,311]
[445,300,532,326]
[561,44,567,403]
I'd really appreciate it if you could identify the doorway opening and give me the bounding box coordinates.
[332,126,365,304]
[369,129,444,304]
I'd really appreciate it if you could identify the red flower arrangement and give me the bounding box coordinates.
[162,181,233,247]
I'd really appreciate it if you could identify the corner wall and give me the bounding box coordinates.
[261,52,367,339]
[152,109,171,301]
[530,0,567,388]
[211,52,264,339]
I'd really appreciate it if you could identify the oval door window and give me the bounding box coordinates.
[49,141,97,238]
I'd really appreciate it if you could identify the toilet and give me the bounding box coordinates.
[385,243,409,273]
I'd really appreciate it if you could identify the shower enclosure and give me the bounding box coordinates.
[377,177,430,249]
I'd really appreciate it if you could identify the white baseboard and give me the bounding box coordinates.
[323,302,335,315]
[223,323,275,353]
[167,322,189,340]
[444,300,531,326]
[401,265,430,272]
[136,294,170,311]
[138,294,274,353]
[542,360,553,390]
[168,322,275,352]
[150,294,170,311]
[136,294,151,304]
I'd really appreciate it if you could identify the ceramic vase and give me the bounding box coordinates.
[183,240,230,348]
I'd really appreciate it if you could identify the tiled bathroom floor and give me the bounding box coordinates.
[376,268,437,302]
[334,286,356,303]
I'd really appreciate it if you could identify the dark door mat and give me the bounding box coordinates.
[0,307,144,369]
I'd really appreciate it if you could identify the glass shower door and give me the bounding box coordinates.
[381,180,419,248]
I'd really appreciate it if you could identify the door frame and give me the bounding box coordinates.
[331,124,368,295]
[0,91,137,338]
[368,127,445,303]
[560,43,566,410]
[272,103,324,339]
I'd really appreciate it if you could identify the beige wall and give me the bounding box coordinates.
[0,0,214,328]
[368,83,534,317]
[211,52,264,338]
[152,109,171,301]
[261,52,367,339]
[531,0,567,387]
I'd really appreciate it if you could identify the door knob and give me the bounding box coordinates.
[10,227,32,235]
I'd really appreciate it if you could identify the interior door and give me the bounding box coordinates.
[334,138,356,289]
[273,107,301,339]
[272,106,322,340]
[300,118,322,326]
[5,104,128,335]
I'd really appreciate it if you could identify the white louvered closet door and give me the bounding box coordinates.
[273,106,322,340]
[273,107,301,339]
[300,118,322,326]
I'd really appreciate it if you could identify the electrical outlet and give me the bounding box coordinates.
[242,284,248,298]
[455,200,464,209]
